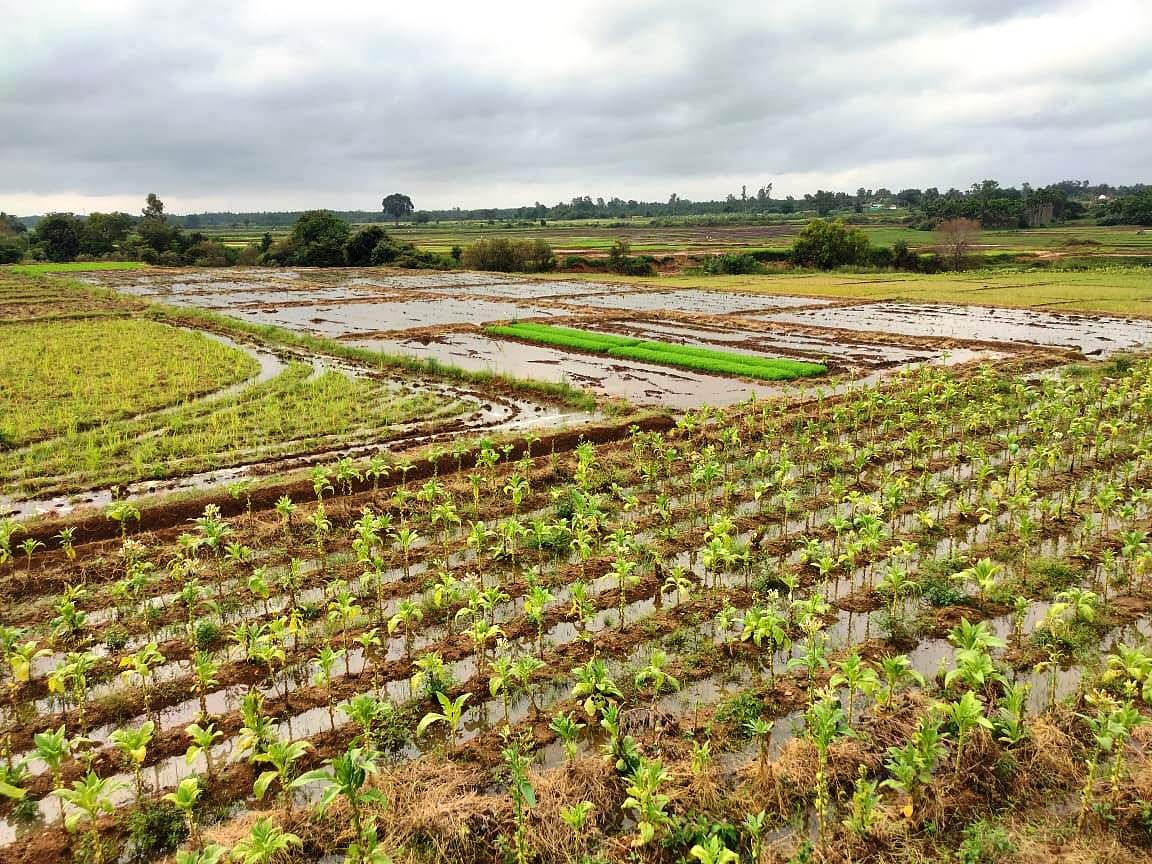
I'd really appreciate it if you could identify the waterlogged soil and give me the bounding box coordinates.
[551,287,832,315]
[587,319,941,367]
[83,268,1091,416]
[763,301,1152,357]
[229,297,563,336]
[350,333,795,408]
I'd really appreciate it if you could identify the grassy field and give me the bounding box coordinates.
[487,322,828,381]
[545,266,1152,316]
[0,318,258,447]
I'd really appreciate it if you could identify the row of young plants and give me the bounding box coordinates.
[2,354,1152,861]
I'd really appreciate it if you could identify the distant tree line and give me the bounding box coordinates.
[62,179,1138,231]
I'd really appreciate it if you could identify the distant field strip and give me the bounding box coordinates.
[486,322,827,381]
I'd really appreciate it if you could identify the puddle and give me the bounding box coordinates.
[555,289,831,315]
[761,302,1152,357]
[349,333,788,409]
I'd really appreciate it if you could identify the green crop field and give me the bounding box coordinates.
[0,318,258,447]
[0,363,470,496]
[486,322,828,381]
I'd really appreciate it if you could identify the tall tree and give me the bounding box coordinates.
[138,193,179,253]
[381,193,414,226]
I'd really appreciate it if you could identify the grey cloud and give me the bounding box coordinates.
[0,0,1147,212]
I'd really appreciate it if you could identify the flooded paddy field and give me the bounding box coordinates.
[84,268,1066,409]
[762,300,1152,356]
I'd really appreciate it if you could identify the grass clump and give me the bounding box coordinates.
[486,322,827,382]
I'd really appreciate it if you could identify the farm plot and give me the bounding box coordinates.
[353,333,799,409]
[761,302,1152,357]
[0,272,600,520]
[5,355,1152,862]
[88,269,1010,406]
[0,318,259,448]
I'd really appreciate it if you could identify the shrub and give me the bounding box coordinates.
[701,252,764,275]
[606,240,655,275]
[0,235,26,264]
[345,226,390,266]
[791,218,870,269]
[461,237,555,272]
[289,210,350,266]
[128,802,188,858]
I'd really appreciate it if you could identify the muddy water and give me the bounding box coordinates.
[553,289,831,315]
[762,302,1152,357]
[350,333,789,409]
[597,320,940,366]
[224,298,562,337]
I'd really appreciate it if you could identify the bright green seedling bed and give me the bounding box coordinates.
[486,322,827,381]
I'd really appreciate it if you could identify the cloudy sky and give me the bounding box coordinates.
[2,0,1150,215]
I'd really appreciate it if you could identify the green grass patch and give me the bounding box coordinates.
[485,322,826,382]
[7,261,148,274]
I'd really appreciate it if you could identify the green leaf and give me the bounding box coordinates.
[0,779,26,800]
[518,779,536,808]
[253,769,278,800]
[289,768,332,789]
[416,713,443,737]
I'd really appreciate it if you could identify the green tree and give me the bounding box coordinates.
[381,193,414,226]
[345,225,391,266]
[287,210,350,266]
[138,193,180,253]
[79,212,134,255]
[34,213,81,262]
[790,218,869,269]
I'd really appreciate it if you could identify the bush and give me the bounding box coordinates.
[748,248,793,264]
[868,245,894,268]
[345,226,390,266]
[918,252,944,273]
[561,254,601,270]
[606,240,655,275]
[289,210,350,266]
[791,218,870,269]
[186,239,234,266]
[701,252,764,275]
[461,237,555,272]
